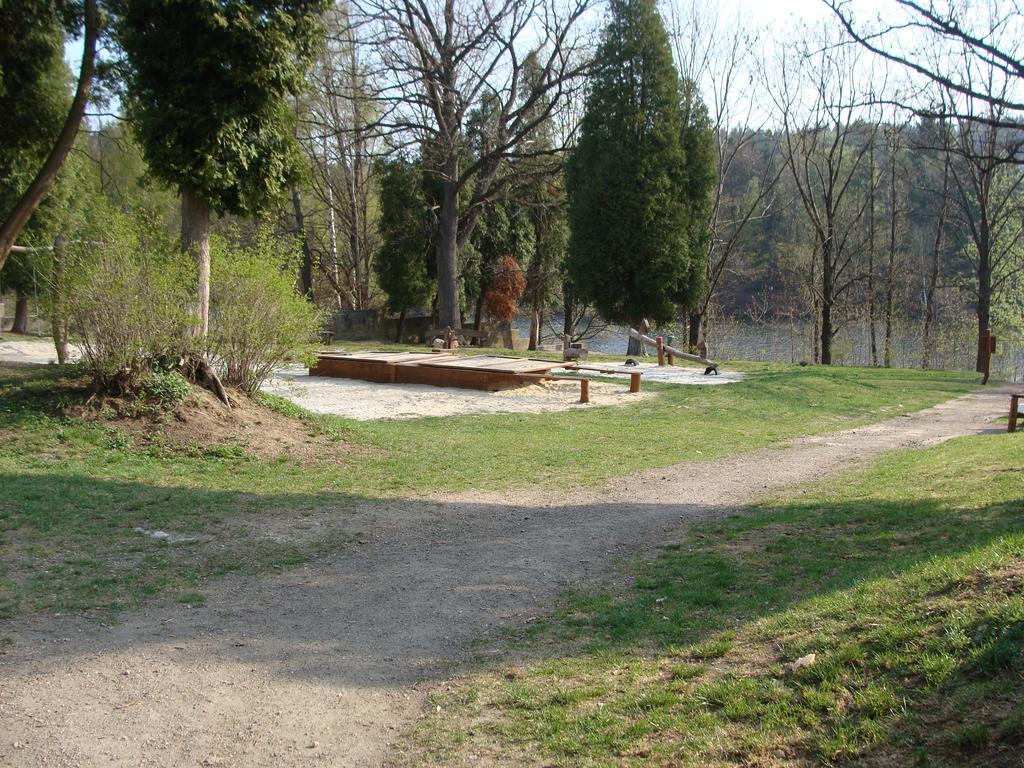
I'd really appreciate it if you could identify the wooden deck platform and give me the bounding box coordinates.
[310,351,574,392]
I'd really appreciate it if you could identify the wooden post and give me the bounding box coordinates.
[1010,393,1021,433]
[579,378,589,404]
[665,335,675,365]
[629,371,641,393]
[656,336,665,366]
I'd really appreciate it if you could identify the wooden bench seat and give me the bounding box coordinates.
[1009,393,1024,433]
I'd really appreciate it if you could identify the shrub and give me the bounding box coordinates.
[484,255,526,323]
[208,229,321,393]
[142,369,192,408]
[66,212,196,393]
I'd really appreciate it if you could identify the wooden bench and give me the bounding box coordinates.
[1009,393,1024,433]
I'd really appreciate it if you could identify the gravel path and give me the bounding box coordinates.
[0,386,1011,768]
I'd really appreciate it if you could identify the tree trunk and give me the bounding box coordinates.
[820,236,834,365]
[436,159,462,331]
[348,179,362,309]
[291,185,314,299]
[51,235,69,363]
[562,283,574,339]
[866,138,878,366]
[181,191,212,340]
[326,176,343,309]
[922,160,949,370]
[395,307,406,343]
[687,311,701,349]
[626,321,648,356]
[473,287,486,338]
[528,305,540,351]
[0,0,98,270]
[883,149,898,368]
[976,249,992,372]
[11,294,29,335]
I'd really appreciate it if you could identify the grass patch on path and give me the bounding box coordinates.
[0,360,975,619]
[404,434,1024,767]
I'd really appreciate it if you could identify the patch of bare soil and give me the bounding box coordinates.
[71,385,352,463]
[0,386,1012,768]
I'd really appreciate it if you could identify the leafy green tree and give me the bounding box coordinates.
[114,0,328,339]
[566,0,702,339]
[375,158,435,341]
[0,0,99,269]
[0,7,74,333]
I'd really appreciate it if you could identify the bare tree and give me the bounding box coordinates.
[768,27,883,364]
[921,144,951,368]
[824,0,1024,128]
[348,0,594,329]
[942,93,1024,369]
[301,2,383,311]
[668,1,783,348]
[882,119,910,367]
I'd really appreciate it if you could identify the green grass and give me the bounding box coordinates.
[0,356,977,619]
[403,434,1024,767]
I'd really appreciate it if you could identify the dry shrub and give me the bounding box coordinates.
[484,255,526,323]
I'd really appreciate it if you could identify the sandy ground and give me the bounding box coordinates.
[0,339,737,420]
[0,385,1011,768]
[0,336,65,365]
[570,361,744,385]
[263,365,656,420]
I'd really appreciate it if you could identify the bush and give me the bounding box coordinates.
[208,229,321,393]
[142,369,192,408]
[484,255,526,323]
[66,212,196,393]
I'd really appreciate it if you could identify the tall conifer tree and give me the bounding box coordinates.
[567,0,709,333]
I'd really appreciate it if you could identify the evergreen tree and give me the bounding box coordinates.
[114,0,327,339]
[375,158,435,341]
[0,1,74,331]
[0,0,98,269]
[566,0,706,332]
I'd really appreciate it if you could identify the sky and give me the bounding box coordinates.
[62,0,877,68]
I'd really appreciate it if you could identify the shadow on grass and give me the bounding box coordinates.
[0,464,1021,697]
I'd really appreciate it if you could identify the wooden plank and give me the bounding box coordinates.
[419,355,562,374]
[310,356,397,383]
[467,360,561,373]
[417,355,521,368]
[395,363,530,391]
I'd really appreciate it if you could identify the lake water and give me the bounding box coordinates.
[521,314,1024,382]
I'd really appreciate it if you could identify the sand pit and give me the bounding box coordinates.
[0,339,743,421]
[262,365,653,420]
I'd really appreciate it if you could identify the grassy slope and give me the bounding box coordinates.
[0,358,975,618]
[406,434,1024,767]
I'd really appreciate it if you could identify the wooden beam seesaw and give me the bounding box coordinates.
[627,328,719,375]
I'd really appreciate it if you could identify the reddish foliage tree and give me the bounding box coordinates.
[484,255,526,323]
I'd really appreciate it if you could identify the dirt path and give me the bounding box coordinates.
[0,388,1011,767]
